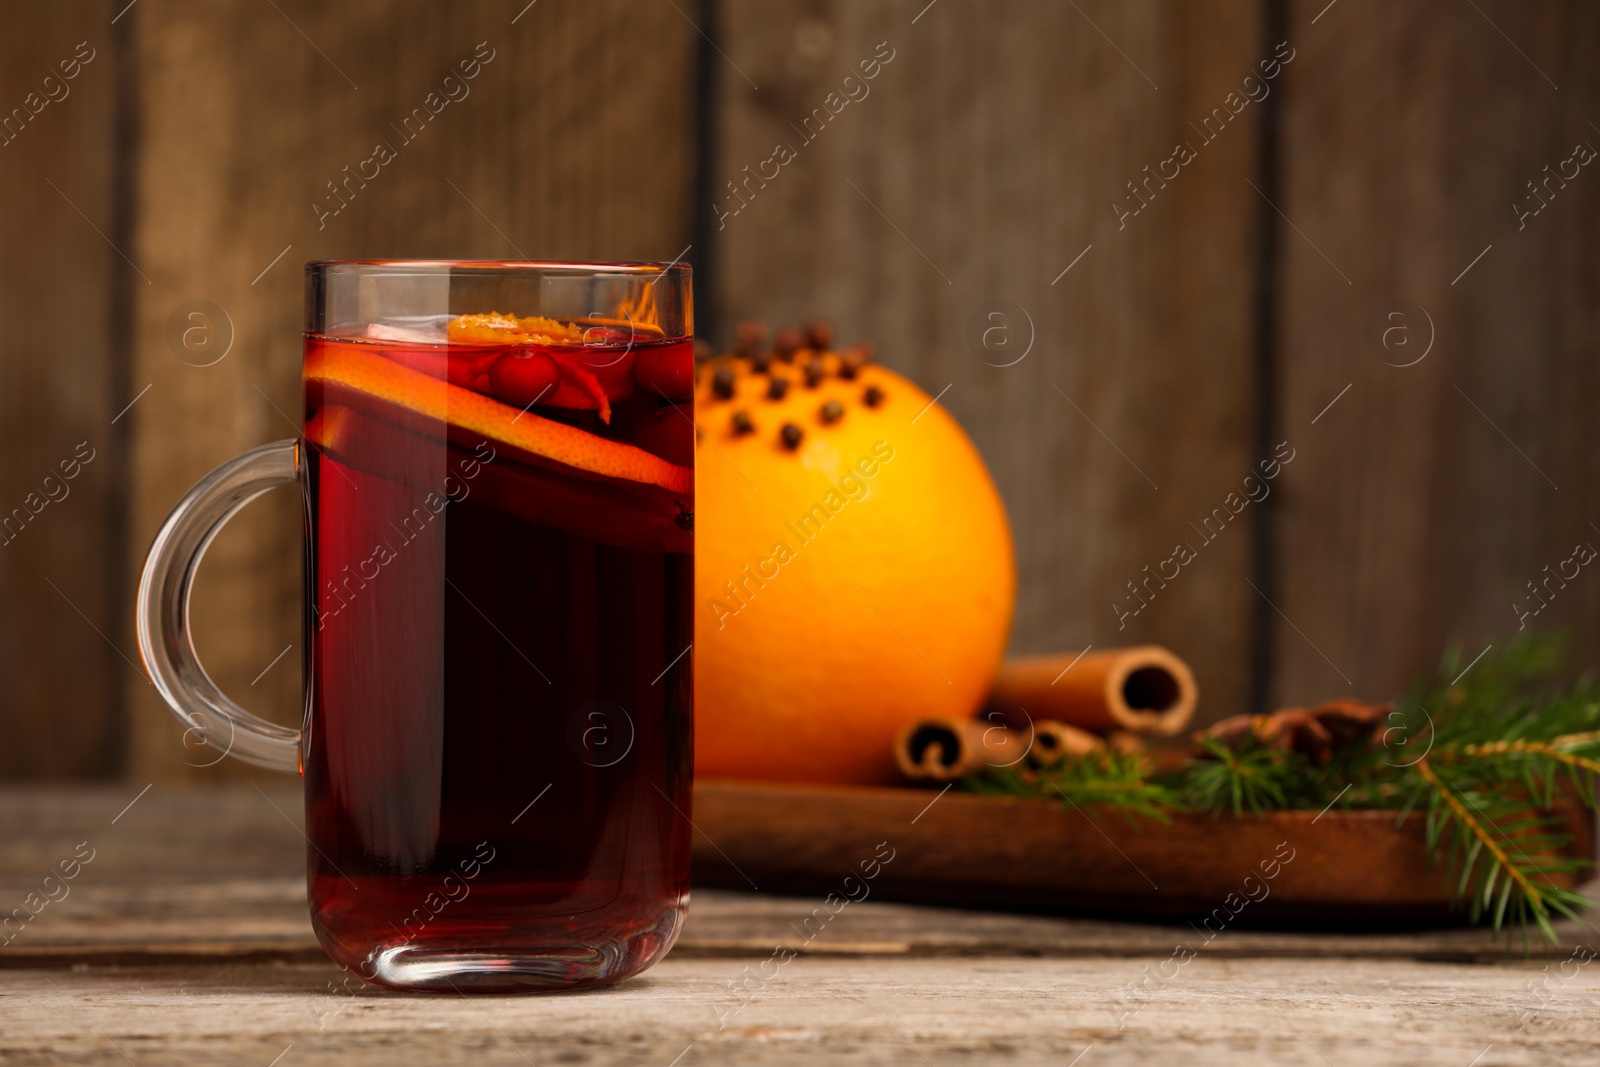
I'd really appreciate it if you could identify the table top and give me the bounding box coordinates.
[1,785,1595,1066]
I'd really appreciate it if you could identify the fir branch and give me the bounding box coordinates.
[1551,729,1600,749]
[955,630,1600,942]
[1414,758,1545,914]
[1411,755,1591,943]
[1453,739,1600,777]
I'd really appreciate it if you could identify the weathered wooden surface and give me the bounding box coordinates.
[5,785,1594,966]
[8,956,1599,1067]
[121,0,698,782]
[710,0,1266,722]
[0,0,127,778]
[1269,0,1600,706]
[4,786,1599,1064]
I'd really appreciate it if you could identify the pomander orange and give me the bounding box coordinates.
[694,322,1016,784]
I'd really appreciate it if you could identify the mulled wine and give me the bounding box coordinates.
[300,310,695,991]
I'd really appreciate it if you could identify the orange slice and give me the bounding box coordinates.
[307,400,691,554]
[448,312,586,345]
[305,344,691,495]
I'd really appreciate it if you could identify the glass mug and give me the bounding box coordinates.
[136,261,695,992]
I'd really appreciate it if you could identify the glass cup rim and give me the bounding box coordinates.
[304,259,691,277]
[302,259,693,338]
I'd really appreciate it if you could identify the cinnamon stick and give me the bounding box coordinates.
[895,717,1109,780]
[1029,721,1103,765]
[987,646,1198,737]
[894,717,1028,781]
[1107,731,1147,756]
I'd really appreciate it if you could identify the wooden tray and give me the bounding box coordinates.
[690,779,1597,923]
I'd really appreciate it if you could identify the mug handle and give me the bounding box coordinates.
[136,439,304,773]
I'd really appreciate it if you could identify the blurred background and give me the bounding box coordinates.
[0,0,1595,784]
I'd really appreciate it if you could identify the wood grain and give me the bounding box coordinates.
[5,786,1590,965]
[3,786,1595,1064]
[0,2,129,778]
[690,779,1594,919]
[5,956,1596,1067]
[120,0,698,781]
[709,0,1267,723]
[3,0,1597,791]
[1269,0,1600,706]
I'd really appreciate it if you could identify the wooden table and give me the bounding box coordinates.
[2,786,1596,1065]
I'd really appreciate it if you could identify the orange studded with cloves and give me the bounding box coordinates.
[692,330,895,456]
[692,320,1017,786]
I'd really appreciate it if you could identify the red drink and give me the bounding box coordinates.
[301,316,694,991]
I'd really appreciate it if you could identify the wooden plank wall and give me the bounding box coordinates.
[0,1,127,778]
[710,0,1267,718]
[1270,0,1600,706]
[120,0,697,781]
[1,0,1595,780]
[710,0,1600,722]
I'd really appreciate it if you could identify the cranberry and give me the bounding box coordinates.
[487,351,559,408]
